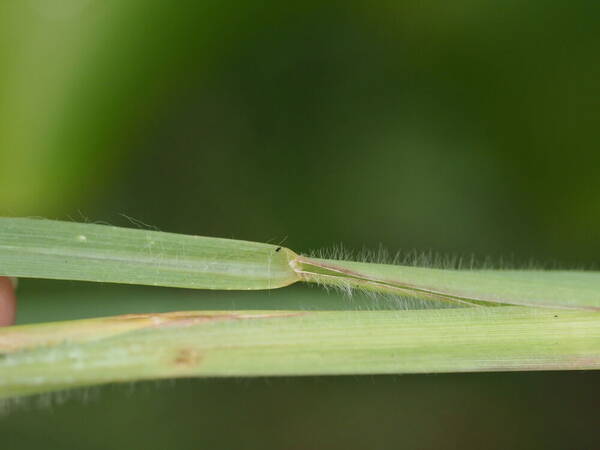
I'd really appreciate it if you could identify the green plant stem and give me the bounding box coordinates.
[293,256,600,310]
[2,306,600,399]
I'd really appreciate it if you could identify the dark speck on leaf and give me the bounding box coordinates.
[275,247,281,252]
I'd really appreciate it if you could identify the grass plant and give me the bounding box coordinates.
[1,217,599,400]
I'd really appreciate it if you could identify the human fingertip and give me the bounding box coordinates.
[0,276,17,327]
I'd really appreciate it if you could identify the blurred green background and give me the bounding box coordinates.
[1,1,600,448]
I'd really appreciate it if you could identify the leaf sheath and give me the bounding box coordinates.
[1,307,600,399]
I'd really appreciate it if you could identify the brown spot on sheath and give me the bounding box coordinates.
[173,348,203,367]
[112,311,307,329]
[0,311,307,354]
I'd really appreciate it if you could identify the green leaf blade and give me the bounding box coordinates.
[0,218,299,290]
